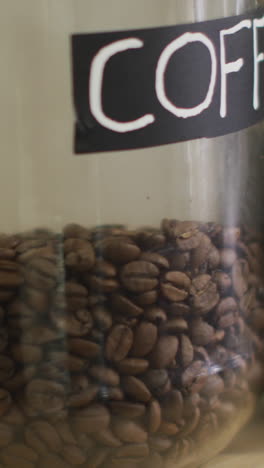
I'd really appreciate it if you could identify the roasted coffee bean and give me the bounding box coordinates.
[68,338,100,358]
[122,376,152,402]
[25,420,62,455]
[96,237,141,264]
[149,336,179,368]
[162,318,188,333]
[93,428,121,448]
[89,366,120,386]
[141,252,169,269]
[1,443,38,468]
[159,421,180,436]
[109,402,146,419]
[67,385,98,408]
[161,271,190,302]
[190,319,215,346]
[232,258,249,298]
[190,274,219,314]
[147,399,161,433]
[143,307,167,325]
[178,335,194,368]
[213,271,232,295]
[149,434,173,452]
[3,365,36,391]
[111,294,143,317]
[162,390,183,424]
[23,287,48,314]
[131,322,158,357]
[61,445,87,465]
[201,375,225,398]
[116,358,149,375]
[64,238,95,271]
[25,379,65,416]
[142,369,170,397]
[112,419,147,444]
[38,454,72,468]
[87,448,110,468]
[11,344,42,364]
[134,290,158,306]
[121,261,159,293]
[105,324,133,362]
[92,305,113,330]
[72,404,110,434]
[114,443,149,459]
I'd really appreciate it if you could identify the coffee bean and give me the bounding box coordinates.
[142,370,169,397]
[2,405,24,426]
[144,452,164,468]
[190,274,219,314]
[134,290,158,306]
[232,259,249,298]
[93,428,122,448]
[190,319,215,346]
[191,233,212,272]
[25,420,62,454]
[114,443,150,458]
[68,385,98,408]
[64,238,95,272]
[112,419,147,443]
[159,421,180,436]
[149,434,173,452]
[65,281,89,311]
[144,308,167,325]
[121,261,159,293]
[161,271,191,302]
[111,294,143,317]
[105,325,133,362]
[62,444,87,465]
[4,365,36,391]
[162,390,183,424]
[179,335,194,368]
[87,448,110,468]
[72,405,110,434]
[96,237,141,264]
[116,358,149,375]
[216,297,238,316]
[213,271,232,295]
[109,402,146,419]
[38,454,72,468]
[11,344,42,364]
[89,366,120,386]
[131,322,158,357]
[21,326,60,345]
[122,376,151,402]
[148,399,161,433]
[23,287,48,314]
[68,338,100,358]
[149,336,179,368]
[167,303,190,316]
[181,360,207,390]
[1,443,38,468]
[141,252,169,269]
[25,379,65,416]
[54,420,77,445]
[162,318,188,334]
[92,306,113,330]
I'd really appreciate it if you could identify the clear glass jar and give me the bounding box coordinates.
[0,1,264,468]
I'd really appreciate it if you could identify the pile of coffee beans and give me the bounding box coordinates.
[0,219,263,468]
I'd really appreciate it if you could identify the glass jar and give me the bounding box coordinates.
[0,1,264,468]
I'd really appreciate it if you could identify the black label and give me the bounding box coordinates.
[72,8,264,154]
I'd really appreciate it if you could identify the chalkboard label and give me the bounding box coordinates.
[72,8,264,153]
